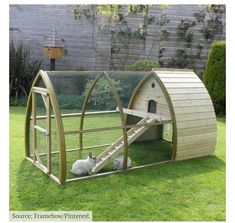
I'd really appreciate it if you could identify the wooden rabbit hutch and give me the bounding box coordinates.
[25,69,217,184]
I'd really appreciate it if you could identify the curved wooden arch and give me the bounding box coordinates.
[25,70,66,183]
[79,71,129,170]
[127,72,177,160]
[151,72,177,160]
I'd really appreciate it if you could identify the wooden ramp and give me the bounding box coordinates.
[92,117,156,173]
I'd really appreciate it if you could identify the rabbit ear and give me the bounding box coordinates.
[88,152,92,158]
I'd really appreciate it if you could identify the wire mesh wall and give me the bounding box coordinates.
[26,70,174,183]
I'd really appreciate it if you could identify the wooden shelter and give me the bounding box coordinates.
[25,69,217,184]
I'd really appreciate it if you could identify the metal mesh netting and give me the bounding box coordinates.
[29,71,173,180]
[46,71,147,112]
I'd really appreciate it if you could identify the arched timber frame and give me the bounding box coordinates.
[79,71,129,170]
[127,72,177,160]
[25,70,66,184]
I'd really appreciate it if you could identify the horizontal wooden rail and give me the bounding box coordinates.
[64,120,173,135]
[31,143,112,157]
[33,87,48,96]
[30,110,118,120]
[66,160,172,183]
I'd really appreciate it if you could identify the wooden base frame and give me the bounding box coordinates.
[26,157,61,184]
[66,160,172,183]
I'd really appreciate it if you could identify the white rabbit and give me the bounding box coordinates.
[71,152,96,175]
[113,155,131,170]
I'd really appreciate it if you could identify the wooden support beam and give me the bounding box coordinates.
[64,120,173,135]
[32,91,37,162]
[123,108,170,121]
[26,157,60,184]
[30,110,118,120]
[33,87,49,96]
[46,96,51,174]
[79,73,104,150]
[41,95,48,110]
[33,143,112,157]
[66,160,172,183]
[33,148,42,164]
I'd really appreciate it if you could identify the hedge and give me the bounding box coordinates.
[204,41,226,114]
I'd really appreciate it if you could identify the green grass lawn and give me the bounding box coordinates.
[10,106,225,221]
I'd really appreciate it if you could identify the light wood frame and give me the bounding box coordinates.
[25,69,216,184]
[79,71,129,170]
[25,70,66,183]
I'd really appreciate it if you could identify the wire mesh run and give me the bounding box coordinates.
[26,70,174,183]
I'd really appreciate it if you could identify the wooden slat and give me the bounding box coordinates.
[135,86,163,92]
[177,125,216,136]
[174,105,214,114]
[161,78,201,83]
[177,147,215,156]
[172,99,212,107]
[31,110,118,120]
[177,140,216,152]
[164,82,205,88]
[177,132,216,144]
[176,151,214,160]
[170,93,210,101]
[155,70,194,74]
[177,118,216,129]
[33,87,48,96]
[35,143,112,157]
[132,96,168,106]
[132,101,169,110]
[167,88,208,94]
[175,112,216,122]
[135,88,165,97]
[157,73,197,78]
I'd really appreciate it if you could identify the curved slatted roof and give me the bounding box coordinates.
[153,69,216,160]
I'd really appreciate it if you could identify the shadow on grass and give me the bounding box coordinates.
[15,151,225,211]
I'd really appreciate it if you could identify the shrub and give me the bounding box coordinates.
[10,41,41,102]
[111,74,142,107]
[204,41,226,114]
[85,78,122,110]
[9,97,28,106]
[125,60,160,71]
[57,95,84,109]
